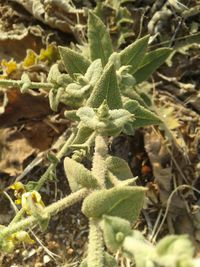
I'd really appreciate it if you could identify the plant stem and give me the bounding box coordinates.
[92,135,108,189]
[10,130,76,225]
[0,189,88,240]
[35,130,75,191]
[0,79,53,90]
[87,218,104,267]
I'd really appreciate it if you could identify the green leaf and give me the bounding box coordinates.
[87,63,122,109]
[72,124,93,145]
[106,156,133,181]
[58,46,90,78]
[101,215,132,253]
[80,259,87,267]
[88,11,113,66]
[77,104,133,136]
[156,235,194,258]
[119,35,149,74]
[25,181,39,191]
[155,235,195,267]
[64,157,98,192]
[103,252,117,267]
[134,48,172,83]
[49,87,64,112]
[123,88,149,107]
[82,186,145,222]
[124,100,161,128]
[64,110,80,121]
[85,59,103,86]
[47,64,60,83]
[38,217,50,232]
[122,231,155,266]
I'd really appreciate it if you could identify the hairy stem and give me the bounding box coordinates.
[87,218,104,267]
[0,189,88,240]
[0,79,53,90]
[92,135,108,189]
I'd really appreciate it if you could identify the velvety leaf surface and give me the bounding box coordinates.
[87,64,122,109]
[88,12,113,66]
[119,35,149,74]
[82,186,145,222]
[106,156,133,181]
[101,215,132,252]
[134,48,172,83]
[124,100,161,128]
[58,46,90,77]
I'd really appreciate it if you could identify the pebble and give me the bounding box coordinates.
[43,254,51,264]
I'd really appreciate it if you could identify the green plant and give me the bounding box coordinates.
[100,215,200,267]
[0,9,196,267]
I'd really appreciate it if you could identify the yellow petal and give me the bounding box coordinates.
[14,231,35,245]
[1,59,17,75]
[10,182,25,191]
[21,191,45,215]
[39,44,58,63]
[14,199,21,205]
[23,50,37,67]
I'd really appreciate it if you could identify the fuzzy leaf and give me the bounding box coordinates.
[82,186,145,222]
[72,124,93,145]
[64,157,98,192]
[38,217,50,232]
[101,215,132,253]
[87,63,122,109]
[122,231,155,266]
[64,110,80,121]
[154,235,195,267]
[47,64,61,83]
[20,73,31,93]
[49,87,64,112]
[106,156,133,181]
[58,46,90,78]
[77,104,133,136]
[88,12,113,66]
[123,89,148,107]
[85,59,103,86]
[134,48,172,83]
[103,252,117,267]
[156,235,194,258]
[119,35,149,74]
[124,100,161,128]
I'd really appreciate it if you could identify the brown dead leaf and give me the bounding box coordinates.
[0,88,52,127]
[11,0,85,34]
[0,88,66,151]
[144,129,187,209]
[144,129,173,205]
[0,128,35,175]
[21,120,66,150]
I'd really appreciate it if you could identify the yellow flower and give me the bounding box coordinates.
[21,191,45,216]
[22,49,37,67]
[1,59,17,76]
[13,231,35,245]
[9,182,26,205]
[0,225,34,253]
